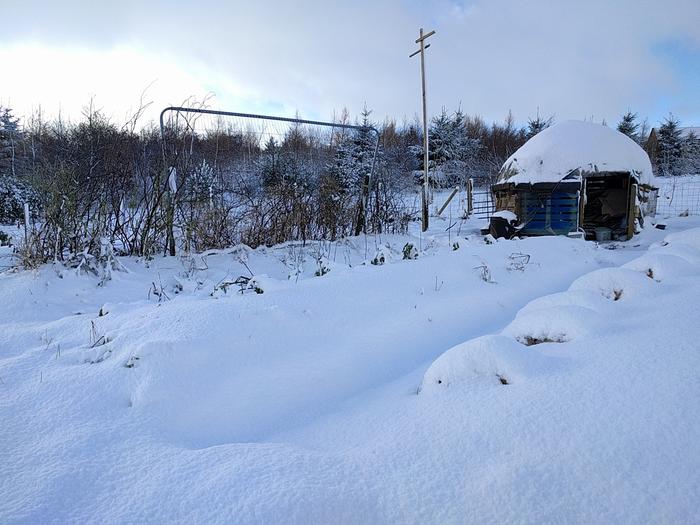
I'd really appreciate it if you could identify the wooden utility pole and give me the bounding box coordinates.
[410,27,435,232]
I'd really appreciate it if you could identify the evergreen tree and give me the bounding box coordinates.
[0,106,36,222]
[0,106,21,178]
[617,111,639,142]
[657,114,684,176]
[186,160,217,205]
[353,106,378,185]
[327,107,377,192]
[328,135,359,191]
[412,108,485,186]
[682,130,700,175]
[428,108,455,169]
[526,110,553,139]
[260,136,282,189]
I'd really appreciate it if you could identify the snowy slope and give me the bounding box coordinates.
[499,121,655,186]
[1,216,699,524]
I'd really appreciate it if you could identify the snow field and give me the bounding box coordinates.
[2,216,700,523]
[422,224,700,394]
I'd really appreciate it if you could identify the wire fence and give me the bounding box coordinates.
[656,176,700,217]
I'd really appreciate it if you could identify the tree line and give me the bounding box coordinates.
[1,102,699,266]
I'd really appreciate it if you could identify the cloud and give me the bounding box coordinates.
[1,0,699,126]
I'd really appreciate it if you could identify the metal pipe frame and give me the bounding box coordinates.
[159,106,381,235]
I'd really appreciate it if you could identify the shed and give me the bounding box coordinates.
[492,121,658,240]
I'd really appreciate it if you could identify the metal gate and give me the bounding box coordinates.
[471,188,495,219]
[157,106,382,254]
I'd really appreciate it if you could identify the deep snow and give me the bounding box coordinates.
[499,120,655,186]
[1,210,699,524]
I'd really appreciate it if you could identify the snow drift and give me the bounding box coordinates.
[420,335,548,391]
[498,120,655,186]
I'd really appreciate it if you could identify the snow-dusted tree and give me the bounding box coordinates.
[417,108,482,187]
[526,111,553,139]
[682,130,700,175]
[328,136,360,191]
[185,160,217,206]
[0,106,20,178]
[0,107,38,223]
[656,114,685,176]
[322,107,379,235]
[353,107,378,184]
[617,111,640,142]
[427,108,455,170]
[259,136,283,189]
[327,107,376,192]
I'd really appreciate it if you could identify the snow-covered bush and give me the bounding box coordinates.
[402,243,418,260]
[569,267,656,301]
[420,335,543,392]
[64,238,127,285]
[371,246,391,266]
[502,304,603,346]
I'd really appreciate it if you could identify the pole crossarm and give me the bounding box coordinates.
[408,43,430,58]
[415,30,436,43]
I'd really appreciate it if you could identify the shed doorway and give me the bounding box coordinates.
[582,173,631,240]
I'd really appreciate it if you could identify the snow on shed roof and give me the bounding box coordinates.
[498,120,655,187]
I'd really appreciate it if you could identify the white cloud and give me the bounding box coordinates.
[1,0,699,126]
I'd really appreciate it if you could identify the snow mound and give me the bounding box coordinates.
[516,288,609,314]
[623,253,700,281]
[650,241,700,266]
[491,210,518,222]
[498,120,655,186]
[502,304,604,345]
[652,227,700,265]
[662,227,700,250]
[569,267,656,301]
[420,335,540,392]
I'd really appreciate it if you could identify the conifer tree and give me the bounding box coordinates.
[616,111,639,142]
[657,114,684,176]
[0,106,21,178]
[526,110,553,139]
[683,130,700,175]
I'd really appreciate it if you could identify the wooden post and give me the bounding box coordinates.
[410,28,435,232]
[627,182,638,240]
[467,178,474,216]
[23,201,30,245]
[578,180,586,235]
[437,186,459,216]
[419,29,429,228]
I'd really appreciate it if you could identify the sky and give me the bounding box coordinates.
[1,0,699,129]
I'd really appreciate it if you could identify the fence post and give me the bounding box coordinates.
[467,178,474,216]
[437,186,459,217]
[23,201,30,245]
[627,183,638,240]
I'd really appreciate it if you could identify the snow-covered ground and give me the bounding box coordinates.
[2,211,700,524]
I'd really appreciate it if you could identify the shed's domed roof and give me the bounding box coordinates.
[498,120,655,186]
